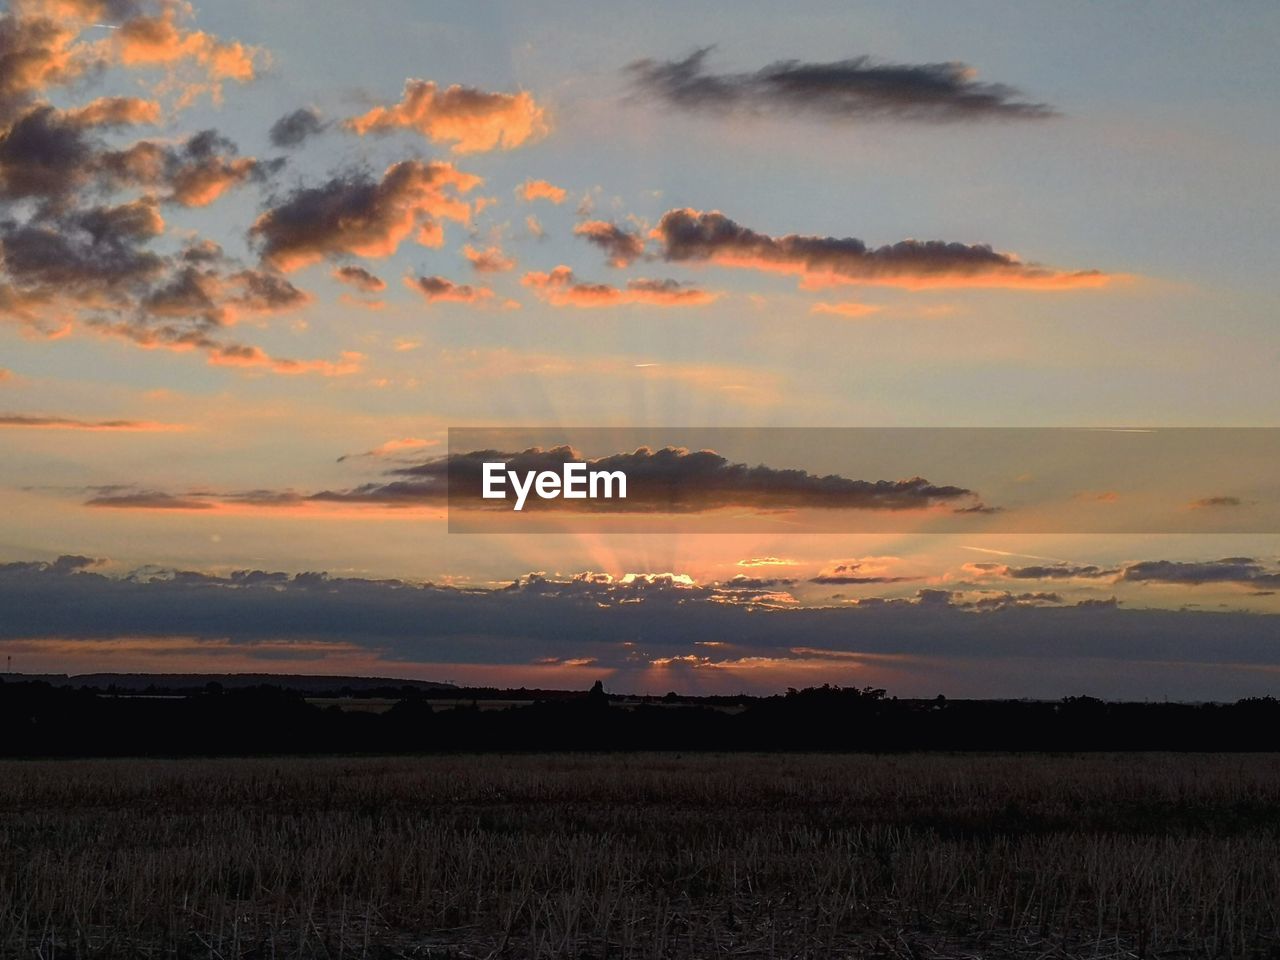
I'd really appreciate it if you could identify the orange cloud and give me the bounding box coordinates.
[811,301,882,318]
[251,161,480,271]
[100,133,267,208]
[522,266,717,308]
[337,437,439,462]
[168,155,256,207]
[462,243,515,273]
[111,7,259,82]
[371,437,434,455]
[0,12,93,124]
[1,2,256,122]
[63,96,161,127]
[346,80,548,153]
[516,178,566,203]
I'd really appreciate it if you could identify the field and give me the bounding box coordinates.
[2,753,1279,959]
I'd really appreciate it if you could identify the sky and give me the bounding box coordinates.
[1,0,1278,697]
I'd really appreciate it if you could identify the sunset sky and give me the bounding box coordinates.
[2,0,1278,697]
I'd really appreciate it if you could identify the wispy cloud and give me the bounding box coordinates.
[0,415,185,431]
[523,266,716,307]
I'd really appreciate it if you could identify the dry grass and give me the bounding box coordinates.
[2,753,1279,958]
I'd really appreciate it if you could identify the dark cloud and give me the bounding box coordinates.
[962,591,1064,611]
[231,268,309,313]
[653,208,1108,290]
[137,267,220,319]
[0,554,101,575]
[718,574,798,589]
[180,238,225,264]
[0,107,264,209]
[810,560,919,585]
[422,445,979,514]
[1119,559,1280,589]
[1001,564,1119,580]
[137,263,308,327]
[0,197,164,296]
[332,265,386,293]
[953,502,1003,514]
[981,558,1280,590]
[1189,496,1247,509]
[573,220,645,267]
[85,491,214,509]
[249,160,480,271]
[0,105,101,202]
[406,274,494,305]
[628,48,1055,123]
[269,107,328,148]
[85,480,444,510]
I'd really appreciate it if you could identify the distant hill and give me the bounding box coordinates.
[3,673,456,694]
